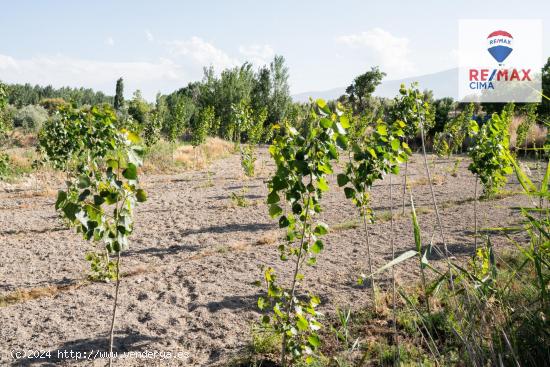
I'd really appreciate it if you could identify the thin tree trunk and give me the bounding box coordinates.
[401,160,408,215]
[420,123,450,260]
[416,104,455,292]
[389,173,400,364]
[108,252,122,367]
[474,176,479,252]
[281,187,312,367]
[361,206,376,308]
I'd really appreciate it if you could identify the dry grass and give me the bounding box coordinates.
[332,218,360,232]
[408,174,445,188]
[143,137,235,173]
[174,137,234,169]
[0,283,83,307]
[509,116,547,149]
[255,231,279,246]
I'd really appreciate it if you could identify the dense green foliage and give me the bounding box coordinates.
[0,82,8,138]
[468,104,514,196]
[434,103,476,157]
[12,104,48,132]
[5,83,113,108]
[114,77,124,111]
[42,105,146,254]
[259,99,347,365]
[516,103,538,152]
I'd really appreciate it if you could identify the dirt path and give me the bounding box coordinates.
[0,150,532,366]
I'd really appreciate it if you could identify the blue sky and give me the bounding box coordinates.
[0,0,548,100]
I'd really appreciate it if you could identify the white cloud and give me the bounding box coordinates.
[0,37,278,101]
[166,36,239,70]
[0,54,185,100]
[238,44,274,65]
[105,37,115,46]
[336,28,415,76]
[145,30,154,42]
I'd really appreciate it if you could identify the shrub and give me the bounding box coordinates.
[13,105,49,132]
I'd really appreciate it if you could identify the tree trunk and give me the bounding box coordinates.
[108,252,122,367]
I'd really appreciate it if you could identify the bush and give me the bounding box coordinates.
[13,105,48,132]
[39,98,68,113]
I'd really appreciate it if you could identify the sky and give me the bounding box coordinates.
[0,0,548,100]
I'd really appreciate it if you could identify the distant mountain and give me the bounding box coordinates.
[292,68,458,102]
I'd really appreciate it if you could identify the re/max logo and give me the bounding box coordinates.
[468,69,532,90]
[469,69,531,82]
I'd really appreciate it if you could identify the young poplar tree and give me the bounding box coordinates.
[39,104,146,365]
[259,99,347,366]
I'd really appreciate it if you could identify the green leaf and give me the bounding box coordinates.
[308,334,321,348]
[311,240,324,253]
[77,175,91,189]
[125,130,141,144]
[136,189,147,202]
[55,190,67,210]
[62,203,79,221]
[340,115,350,128]
[296,315,309,331]
[367,147,377,158]
[317,163,333,174]
[469,120,479,135]
[279,215,290,228]
[337,174,349,187]
[106,159,119,169]
[506,152,537,193]
[320,118,332,129]
[318,177,329,192]
[541,159,550,194]
[257,296,267,310]
[410,195,422,254]
[367,250,417,277]
[344,187,355,199]
[269,204,283,218]
[316,99,327,109]
[377,124,387,136]
[336,135,348,149]
[267,191,280,204]
[391,139,400,152]
[123,163,138,180]
[314,222,329,235]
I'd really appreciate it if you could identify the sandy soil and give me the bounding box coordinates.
[0,149,533,366]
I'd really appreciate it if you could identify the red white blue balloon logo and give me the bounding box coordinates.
[487,30,513,65]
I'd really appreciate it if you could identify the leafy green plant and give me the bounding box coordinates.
[0,81,12,178]
[229,99,253,143]
[230,191,249,207]
[249,107,268,145]
[85,251,117,282]
[142,93,165,147]
[447,158,462,177]
[468,107,513,198]
[337,113,411,305]
[516,104,538,156]
[39,104,146,366]
[389,83,435,214]
[434,103,476,158]
[240,144,257,178]
[258,99,346,366]
[0,151,10,179]
[192,106,213,147]
[166,94,194,142]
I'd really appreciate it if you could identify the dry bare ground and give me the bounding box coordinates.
[0,149,533,366]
